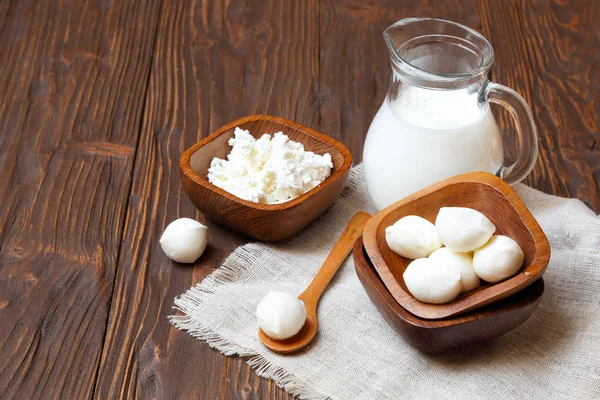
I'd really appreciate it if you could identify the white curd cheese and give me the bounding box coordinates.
[160,218,208,263]
[473,235,524,283]
[207,127,333,204]
[435,207,496,252]
[403,258,462,304]
[385,215,442,259]
[429,247,480,292]
[256,291,306,340]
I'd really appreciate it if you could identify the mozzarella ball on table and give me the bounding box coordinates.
[160,218,208,263]
[429,247,480,292]
[473,235,524,283]
[385,216,442,259]
[435,207,496,252]
[256,291,306,340]
[403,258,462,304]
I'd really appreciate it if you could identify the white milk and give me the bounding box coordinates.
[363,87,503,210]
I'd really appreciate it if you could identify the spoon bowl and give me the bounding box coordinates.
[258,314,318,354]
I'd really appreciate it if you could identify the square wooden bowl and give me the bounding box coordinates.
[353,236,544,353]
[363,172,550,320]
[179,115,352,241]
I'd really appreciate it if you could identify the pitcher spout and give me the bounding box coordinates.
[383,18,421,65]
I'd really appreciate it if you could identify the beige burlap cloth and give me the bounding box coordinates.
[170,166,600,399]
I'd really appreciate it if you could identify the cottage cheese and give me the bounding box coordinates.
[207,127,333,204]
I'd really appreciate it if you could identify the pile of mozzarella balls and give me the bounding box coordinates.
[385,207,524,304]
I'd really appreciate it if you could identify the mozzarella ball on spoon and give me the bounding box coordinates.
[385,216,442,259]
[435,207,496,252]
[160,218,208,263]
[473,235,524,282]
[403,258,462,304]
[256,291,306,340]
[429,247,480,292]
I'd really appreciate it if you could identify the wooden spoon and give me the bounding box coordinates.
[258,211,372,353]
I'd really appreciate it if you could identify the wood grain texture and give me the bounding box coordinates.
[363,172,550,320]
[226,358,289,400]
[354,237,545,353]
[478,0,600,211]
[0,0,161,399]
[93,0,321,399]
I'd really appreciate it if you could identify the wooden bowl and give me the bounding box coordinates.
[354,236,544,353]
[180,115,352,241]
[363,172,550,320]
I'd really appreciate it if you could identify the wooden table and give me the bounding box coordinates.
[0,0,597,398]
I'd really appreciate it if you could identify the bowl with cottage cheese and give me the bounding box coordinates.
[179,114,352,241]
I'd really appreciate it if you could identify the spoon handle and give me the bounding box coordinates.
[299,212,372,311]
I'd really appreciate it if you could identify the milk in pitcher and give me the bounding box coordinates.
[363,87,503,210]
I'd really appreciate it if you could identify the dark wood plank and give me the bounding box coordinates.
[93,0,320,398]
[0,0,161,399]
[226,358,288,400]
[478,0,600,212]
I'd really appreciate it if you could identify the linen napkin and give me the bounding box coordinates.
[170,165,600,399]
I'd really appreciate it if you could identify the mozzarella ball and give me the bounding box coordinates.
[403,258,462,304]
[473,235,524,282]
[160,218,208,263]
[429,247,480,292]
[256,291,306,340]
[385,216,442,259]
[435,207,496,252]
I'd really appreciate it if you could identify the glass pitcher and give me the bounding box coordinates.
[363,18,538,210]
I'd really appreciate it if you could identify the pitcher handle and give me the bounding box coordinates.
[484,81,539,185]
